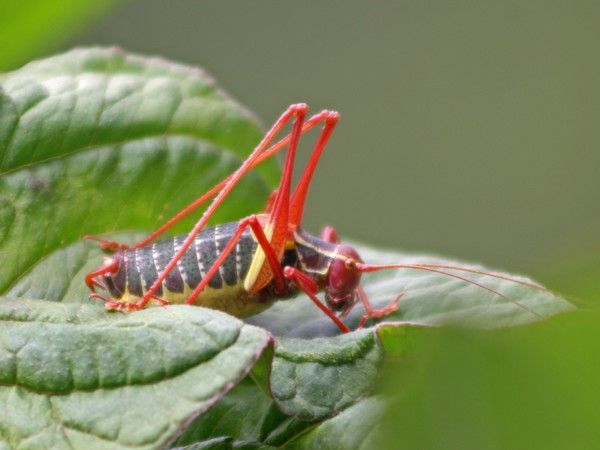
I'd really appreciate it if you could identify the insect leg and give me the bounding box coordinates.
[126,104,310,310]
[247,108,341,291]
[283,266,350,333]
[289,111,340,226]
[356,289,405,328]
[320,225,340,243]
[183,214,287,305]
[85,110,337,252]
[262,190,279,215]
[85,258,120,291]
[246,105,308,293]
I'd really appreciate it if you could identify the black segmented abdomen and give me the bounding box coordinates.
[105,222,258,300]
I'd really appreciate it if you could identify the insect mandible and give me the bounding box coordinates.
[85,104,545,333]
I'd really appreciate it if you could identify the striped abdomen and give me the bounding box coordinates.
[102,222,280,317]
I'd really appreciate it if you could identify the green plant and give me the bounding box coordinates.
[0,48,572,450]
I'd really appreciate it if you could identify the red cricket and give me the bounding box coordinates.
[85,104,544,333]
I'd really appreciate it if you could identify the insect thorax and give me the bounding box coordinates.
[293,228,338,288]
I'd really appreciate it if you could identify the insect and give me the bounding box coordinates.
[85,104,547,333]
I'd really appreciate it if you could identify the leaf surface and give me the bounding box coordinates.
[0,48,575,449]
[270,329,382,419]
[8,233,574,424]
[0,47,276,295]
[0,0,116,70]
[0,299,271,450]
[172,378,317,448]
[284,397,387,450]
[0,48,277,449]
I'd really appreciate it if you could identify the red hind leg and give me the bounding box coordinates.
[87,105,344,313]
[85,109,340,252]
[131,109,339,250]
[249,108,340,293]
[118,105,310,311]
[247,104,308,293]
[184,215,288,305]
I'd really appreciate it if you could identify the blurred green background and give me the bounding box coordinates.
[2,1,599,448]
[4,0,597,302]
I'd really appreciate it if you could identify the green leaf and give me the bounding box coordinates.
[0,47,276,296]
[265,323,430,420]
[0,298,271,450]
[171,325,427,445]
[172,377,317,448]
[0,48,574,448]
[173,436,278,450]
[354,246,574,329]
[244,243,573,420]
[7,238,114,303]
[173,387,390,449]
[284,397,388,450]
[270,329,382,420]
[171,364,395,448]
[0,1,117,70]
[377,313,600,450]
[11,236,572,422]
[0,48,278,448]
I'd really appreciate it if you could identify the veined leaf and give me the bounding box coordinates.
[0,299,271,450]
[0,48,574,448]
[0,47,276,295]
[0,48,277,449]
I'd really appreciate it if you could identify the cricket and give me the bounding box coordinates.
[85,103,544,333]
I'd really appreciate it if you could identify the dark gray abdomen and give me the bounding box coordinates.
[109,222,258,299]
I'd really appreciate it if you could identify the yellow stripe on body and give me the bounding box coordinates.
[293,233,338,259]
[244,222,274,292]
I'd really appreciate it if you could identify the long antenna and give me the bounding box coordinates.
[356,262,544,319]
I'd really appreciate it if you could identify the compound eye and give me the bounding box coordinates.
[327,246,363,296]
[345,258,357,270]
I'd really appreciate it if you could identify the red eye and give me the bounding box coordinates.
[327,245,363,295]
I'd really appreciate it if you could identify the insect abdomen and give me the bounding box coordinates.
[106,222,258,305]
